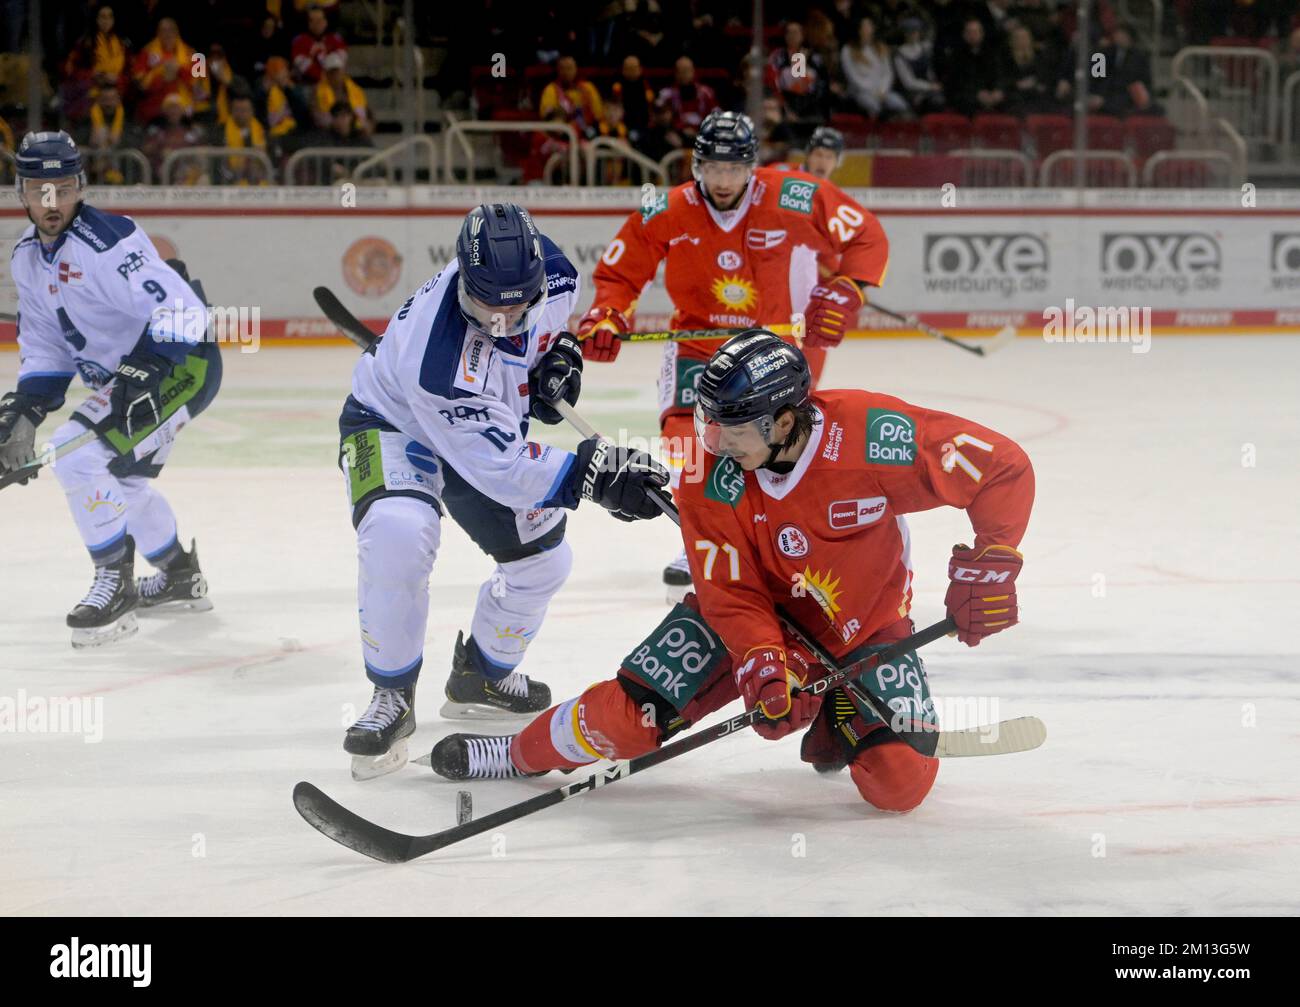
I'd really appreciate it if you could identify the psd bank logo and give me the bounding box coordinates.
[1099,232,1221,294]
[922,233,1048,297]
[1269,233,1300,290]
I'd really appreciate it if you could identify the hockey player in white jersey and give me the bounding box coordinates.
[338,202,668,777]
[0,132,221,647]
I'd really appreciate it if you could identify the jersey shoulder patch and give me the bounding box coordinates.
[417,281,484,401]
[67,206,137,254]
[539,234,578,298]
[10,228,39,261]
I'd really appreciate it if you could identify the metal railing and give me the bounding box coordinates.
[283,146,376,185]
[1142,150,1238,187]
[658,148,693,184]
[352,134,439,184]
[949,149,1034,188]
[1171,46,1278,152]
[160,146,275,186]
[1039,150,1137,187]
[81,147,152,185]
[1283,70,1300,157]
[584,136,666,186]
[443,120,578,184]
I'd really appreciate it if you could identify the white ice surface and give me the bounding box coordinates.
[1,335,1298,916]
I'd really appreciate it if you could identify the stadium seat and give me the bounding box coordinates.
[921,112,973,154]
[972,114,1022,151]
[1124,115,1177,163]
[1086,115,1125,150]
[1025,114,1072,158]
[873,119,922,152]
[830,112,872,148]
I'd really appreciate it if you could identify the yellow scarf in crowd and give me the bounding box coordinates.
[90,102,125,144]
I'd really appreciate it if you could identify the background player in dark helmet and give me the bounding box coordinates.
[0,131,220,647]
[577,108,890,597]
[430,330,1034,815]
[801,125,845,180]
[337,202,668,778]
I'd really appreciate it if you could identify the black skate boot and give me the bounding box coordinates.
[423,733,540,780]
[344,684,416,781]
[662,547,692,603]
[137,538,213,613]
[440,631,551,720]
[67,536,140,649]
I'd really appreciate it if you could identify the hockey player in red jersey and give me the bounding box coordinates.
[430,331,1035,813]
[574,110,889,590]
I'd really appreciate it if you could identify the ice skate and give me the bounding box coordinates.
[67,536,140,649]
[440,631,551,719]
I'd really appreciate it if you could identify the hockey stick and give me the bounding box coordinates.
[552,400,1045,760]
[313,285,379,350]
[0,428,98,492]
[293,615,956,863]
[864,301,1017,357]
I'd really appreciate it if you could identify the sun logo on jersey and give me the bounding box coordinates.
[83,489,124,515]
[710,275,757,312]
[798,567,844,625]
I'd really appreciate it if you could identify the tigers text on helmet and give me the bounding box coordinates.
[455,203,547,341]
[694,330,812,471]
[14,130,87,195]
[692,110,757,210]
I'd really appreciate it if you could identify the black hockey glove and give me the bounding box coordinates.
[571,436,669,522]
[0,391,49,485]
[529,332,583,425]
[109,351,173,438]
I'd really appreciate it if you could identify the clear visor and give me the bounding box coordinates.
[458,277,546,339]
[694,404,773,459]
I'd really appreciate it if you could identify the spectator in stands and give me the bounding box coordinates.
[0,113,14,156]
[769,21,831,128]
[611,54,655,148]
[142,92,207,183]
[1002,25,1054,115]
[131,17,198,123]
[1092,23,1155,117]
[930,0,976,77]
[539,55,605,141]
[192,41,235,125]
[757,93,798,165]
[292,4,347,85]
[1006,0,1054,43]
[828,0,864,48]
[943,17,1006,114]
[315,50,373,137]
[243,14,290,80]
[617,0,669,67]
[326,100,372,148]
[637,97,685,165]
[85,86,136,184]
[221,90,270,185]
[656,56,718,142]
[841,16,909,119]
[61,5,129,121]
[894,16,945,115]
[976,0,1014,40]
[258,56,302,142]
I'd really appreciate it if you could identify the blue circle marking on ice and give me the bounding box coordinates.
[405,442,438,474]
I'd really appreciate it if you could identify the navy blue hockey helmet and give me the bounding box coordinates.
[692,110,757,207]
[455,203,547,339]
[694,330,811,462]
[807,125,845,156]
[14,130,86,194]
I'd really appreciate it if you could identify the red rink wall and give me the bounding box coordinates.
[3,186,1299,344]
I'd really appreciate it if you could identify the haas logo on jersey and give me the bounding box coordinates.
[777,524,810,557]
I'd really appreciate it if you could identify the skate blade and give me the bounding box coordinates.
[70,612,139,650]
[350,738,409,781]
[439,700,537,721]
[138,596,214,616]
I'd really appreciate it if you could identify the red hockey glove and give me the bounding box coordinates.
[945,544,1023,646]
[802,275,864,349]
[576,305,630,363]
[737,644,821,740]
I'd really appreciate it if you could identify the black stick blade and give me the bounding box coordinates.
[292,781,418,864]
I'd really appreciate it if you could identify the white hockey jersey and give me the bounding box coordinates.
[11,204,208,405]
[349,235,582,512]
